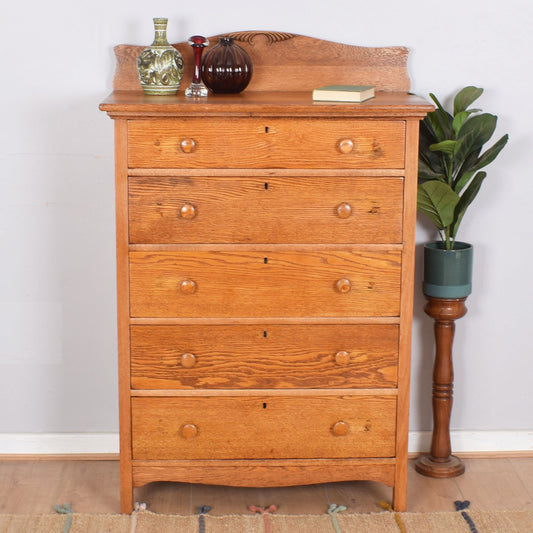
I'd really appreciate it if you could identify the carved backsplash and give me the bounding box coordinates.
[112,31,410,92]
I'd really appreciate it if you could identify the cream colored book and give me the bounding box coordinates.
[312,84,375,102]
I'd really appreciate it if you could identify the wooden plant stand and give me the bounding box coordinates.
[415,297,467,478]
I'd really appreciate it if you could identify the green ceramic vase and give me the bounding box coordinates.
[137,18,184,95]
[423,241,473,299]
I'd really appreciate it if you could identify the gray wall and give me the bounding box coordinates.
[1,0,531,442]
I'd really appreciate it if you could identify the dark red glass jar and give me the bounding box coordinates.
[201,36,253,94]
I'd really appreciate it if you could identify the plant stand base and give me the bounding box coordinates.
[415,453,465,478]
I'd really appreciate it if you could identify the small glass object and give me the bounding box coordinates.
[201,36,253,94]
[185,35,209,97]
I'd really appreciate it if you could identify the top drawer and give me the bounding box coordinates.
[127,118,406,169]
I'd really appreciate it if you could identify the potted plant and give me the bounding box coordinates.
[418,86,509,298]
[415,86,509,479]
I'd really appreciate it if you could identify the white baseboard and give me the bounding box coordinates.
[0,433,119,455]
[410,430,533,454]
[0,430,531,456]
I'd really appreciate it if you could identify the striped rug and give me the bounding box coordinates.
[0,508,532,532]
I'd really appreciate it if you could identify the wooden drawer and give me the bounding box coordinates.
[131,395,397,460]
[127,118,406,169]
[130,324,399,389]
[129,249,401,318]
[128,176,404,244]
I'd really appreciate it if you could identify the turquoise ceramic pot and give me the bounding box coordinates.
[423,241,473,299]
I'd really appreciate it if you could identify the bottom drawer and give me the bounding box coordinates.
[131,395,397,460]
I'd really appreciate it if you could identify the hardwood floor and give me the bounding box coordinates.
[0,457,531,515]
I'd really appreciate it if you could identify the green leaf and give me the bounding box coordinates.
[419,121,443,169]
[453,86,483,114]
[425,111,446,143]
[420,118,438,146]
[453,111,469,136]
[454,170,475,195]
[418,158,446,182]
[453,146,481,185]
[429,92,446,113]
[417,181,459,229]
[428,94,454,140]
[457,113,497,149]
[453,134,508,191]
[471,134,509,172]
[452,114,498,175]
[452,110,480,136]
[430,140,457,154]
[450,171,487,238]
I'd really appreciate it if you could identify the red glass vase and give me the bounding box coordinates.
[185,35,209,97]
[201,36,253,94]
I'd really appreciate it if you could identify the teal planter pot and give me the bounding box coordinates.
[423,241,473,299]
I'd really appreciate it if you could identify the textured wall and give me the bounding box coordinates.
[0,0,530,437]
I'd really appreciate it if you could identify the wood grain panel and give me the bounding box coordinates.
[101,91,434,120]
[131,395,397,460]
[128,176,404,244]
[132,459,396,489]
[129,249,401,318]
[111,32,411,92]
[127,118,405,169]
[130,324,399,389]
[113,119,134,514]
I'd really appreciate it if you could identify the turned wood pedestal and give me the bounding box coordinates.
[415,297,467,478]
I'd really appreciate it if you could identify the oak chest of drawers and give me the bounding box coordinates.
[100,32,432,513]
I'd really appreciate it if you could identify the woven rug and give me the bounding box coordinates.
[1,508,532,533]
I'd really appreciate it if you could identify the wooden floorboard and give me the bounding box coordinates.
[0,458,531,514]
[406,461,464,512]
[455,458,533,511]
[510,457,533,506]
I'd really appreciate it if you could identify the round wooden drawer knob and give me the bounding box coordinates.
[180,138,196,153]
[338,139,354,154]
[332,421,349,436]
[336,202,352,219]
[180,204,197,219]
[181,423,198,439]
[180,353,196,368]
[180,279,197,294]
[335,351,350,365]
[335,278,352,294]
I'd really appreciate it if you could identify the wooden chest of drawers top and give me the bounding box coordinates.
[101,90,431,121]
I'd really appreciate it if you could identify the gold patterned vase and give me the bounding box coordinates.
[137,18,184,95]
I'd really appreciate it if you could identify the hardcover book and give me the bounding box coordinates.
[312,84,375,102]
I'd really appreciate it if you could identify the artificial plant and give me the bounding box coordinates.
[418,86,509,249]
